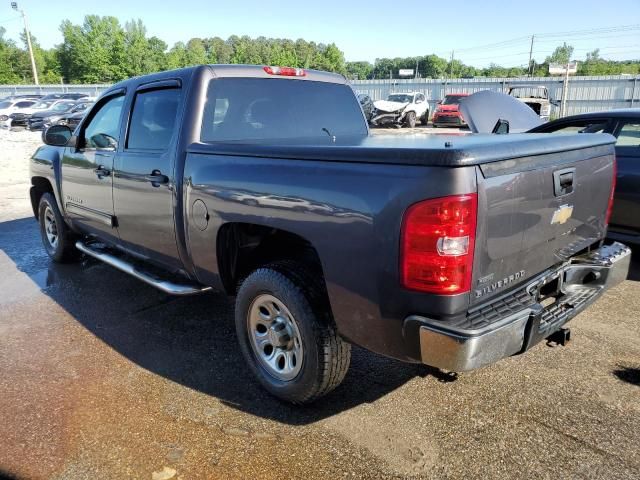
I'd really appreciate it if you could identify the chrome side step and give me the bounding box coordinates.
[75,241,212,296]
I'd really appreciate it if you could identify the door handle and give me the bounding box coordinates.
[145,169,169,187]
[94,165,110,179]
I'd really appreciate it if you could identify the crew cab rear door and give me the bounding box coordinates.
[61,90,125,243]
[112,80,183,269]
[611,119,640,232]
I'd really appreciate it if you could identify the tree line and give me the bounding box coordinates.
[0,16,638,84]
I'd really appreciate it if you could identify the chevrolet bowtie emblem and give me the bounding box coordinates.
[551,204,574,225]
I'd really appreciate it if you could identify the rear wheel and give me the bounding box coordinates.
[421,109,429,125]
[405,111,417,128]
[38,192,79,263]
[235,263,351,404]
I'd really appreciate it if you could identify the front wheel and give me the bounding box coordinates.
[404,111,417,128]
[235,263,351,404]
[38,192,79,263]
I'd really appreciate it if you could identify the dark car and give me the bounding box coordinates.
[27,101,84,130]
[32,101,94,131]
[39,92,90,102]
[528,108,640,243]
[31,65,628,404]
[357,93,374,122]
[55,107,90,130]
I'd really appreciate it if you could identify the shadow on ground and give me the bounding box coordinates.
[613,365,640,386]
[0,217,455,425]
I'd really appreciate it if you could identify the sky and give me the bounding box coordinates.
[1,0,639,67]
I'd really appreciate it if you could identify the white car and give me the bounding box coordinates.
[371,92,429,128]
[6,99,72,128]
[0,98,39,129]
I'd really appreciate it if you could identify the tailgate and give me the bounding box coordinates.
[471,137,616,304]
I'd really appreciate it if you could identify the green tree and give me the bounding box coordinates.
[546,42,574,65]
[59,15,128,83]
[346,61,373,79]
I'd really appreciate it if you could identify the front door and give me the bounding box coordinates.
[112,82,183,269]
[61,92,125,242]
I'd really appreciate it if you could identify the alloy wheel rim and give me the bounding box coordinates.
[43,206,58,249]
[247,293,303,381]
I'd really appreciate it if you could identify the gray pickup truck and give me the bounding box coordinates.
[31,65,630,404]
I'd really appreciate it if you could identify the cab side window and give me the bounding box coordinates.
[616,123,640,147]
[127,88,181,151]
[82,95,125,150]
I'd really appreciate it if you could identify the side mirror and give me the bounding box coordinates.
[43,124,72,146]
[437,100,442,104]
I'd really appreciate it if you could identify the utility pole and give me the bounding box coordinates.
[560,59,570,117]
[528,35,535,76]
[11,2,39,85]
[449,50,454,78]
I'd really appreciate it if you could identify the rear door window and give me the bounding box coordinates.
[201,78,367,142]
[616,122,640,147]
[543,120,608,134]
[127,88,181,150]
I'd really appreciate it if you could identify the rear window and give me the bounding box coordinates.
[442,95,463,105]
[201,78,367,142]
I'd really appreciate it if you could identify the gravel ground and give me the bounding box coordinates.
[0,127,638,480]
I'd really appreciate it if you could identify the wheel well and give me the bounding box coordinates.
[30,177,54,219]
[217,223,326,296]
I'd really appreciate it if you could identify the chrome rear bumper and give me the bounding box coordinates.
[413,242,631,371]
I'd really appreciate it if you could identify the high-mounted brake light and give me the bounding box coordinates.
[400,194,478,295]
[263,66,306,77]
[605,157,617,227]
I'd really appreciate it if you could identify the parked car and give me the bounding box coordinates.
[28,100,94,131]
[32,64,628,404]
[528,109,640,244]
[370,92,429,128]
[39,92,90,101]
[1,94,43,101]
[0,98,39,128]
[508,85,553,121]
[9,99,71,127]
[356,93,374,122]
[55,104,94,130]
[0,98,39,114]
[432,93,469,127]
[27,101,81,130]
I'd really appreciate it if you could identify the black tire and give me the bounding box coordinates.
[38,192,79,263]
[421,109,430,125]
[404,111,417,128]
[235,263,351,404]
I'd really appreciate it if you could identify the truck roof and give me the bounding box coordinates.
[106,64,347,94]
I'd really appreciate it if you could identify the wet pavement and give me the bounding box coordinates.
[1,130,639,479]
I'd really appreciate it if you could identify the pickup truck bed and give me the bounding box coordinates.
[30,64,630,403]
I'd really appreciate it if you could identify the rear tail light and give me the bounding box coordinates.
[263,66,306,77]
[605,157,617,227]
[400,194,478,295]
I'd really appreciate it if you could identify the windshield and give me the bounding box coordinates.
[387,94,413,103]
[442,95,464,105]
[33,101,55,109]
[51,103,74,112]
[201,78,367,142]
